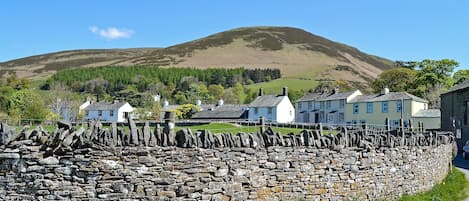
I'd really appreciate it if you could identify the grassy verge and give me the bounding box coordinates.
[176,122,304,134]
[399,166,469,201]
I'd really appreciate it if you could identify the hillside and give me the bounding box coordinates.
[0,26,394,85]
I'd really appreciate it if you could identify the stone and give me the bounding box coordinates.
[129,119,139,145]
[215,168,229,177]
[143,122,151,146]
[39,156,59,165]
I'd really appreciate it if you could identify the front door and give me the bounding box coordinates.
[314,113,319,123]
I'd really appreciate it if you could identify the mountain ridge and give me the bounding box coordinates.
[0,26,394,85]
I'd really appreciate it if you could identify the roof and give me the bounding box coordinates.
[161,105,180,111]
[249,95,286,107]
[443,80,469,95]
[316,91,357,101]
[192,105,247,119]
[296,91,357,102]
[349,92,428,103]
[84,102,129,111]
[412,109,441,118]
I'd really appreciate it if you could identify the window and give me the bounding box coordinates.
[396,101,403,112]
[326,101,331,109]
[320,102,325,109]
[254,108,258,115]
[319,111,325,121]
[339,100,345,109]
[110,110,114,116]
[98,110,103,116]
[366,102,373,113]
[327,114,334,122]
[353,103,359,114]
[352,120,357,125]
[382,101,389,113]
[268,107,272,114]
[338,113,344,122]
[298,102,303,109]
[360,120,366,125]
[308,102,312,110]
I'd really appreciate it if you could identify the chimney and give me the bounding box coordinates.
[258,88,264,96]
[217,99,224,106]
[333,87,339,94]
[382,87,390,95]
[282,87,288,96]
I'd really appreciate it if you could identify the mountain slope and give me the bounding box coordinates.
[0,26,393,84]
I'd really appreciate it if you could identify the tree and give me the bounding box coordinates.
[371,68,417,93]
[453,69,469,85]
[8,90,49,122]
[232,83,246,104]
[208,84,225,103]
[174,104,200,119]
[288,89,305,103]
[414,59,459,88]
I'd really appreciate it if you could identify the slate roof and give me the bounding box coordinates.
[412,109,441,118]
[296,91,357,102]
[84,102,129,111]
[316,91,357,101]
[248,95,285,107]
[443,80,469,94]
[192,105,247,119]
[349,92,428,103]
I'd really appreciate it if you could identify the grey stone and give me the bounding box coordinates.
[39,156,59,165]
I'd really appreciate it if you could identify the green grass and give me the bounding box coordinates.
[176,122,304,134]
[399,167,469,201]
[246,77,318,93]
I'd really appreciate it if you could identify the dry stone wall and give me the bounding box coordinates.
[0,120,455,201]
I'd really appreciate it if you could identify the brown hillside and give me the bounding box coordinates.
[0,26,393,84]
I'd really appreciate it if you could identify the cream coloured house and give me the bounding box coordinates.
[345,88,438,129]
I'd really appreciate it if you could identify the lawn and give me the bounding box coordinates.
[176,122,304,134]
[399,166,468,201]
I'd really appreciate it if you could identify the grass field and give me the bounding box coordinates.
[246,77,318,94]
[399,167,468,201]
[176,122,304,134]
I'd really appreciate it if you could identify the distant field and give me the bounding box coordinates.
[176,122,304,134]
[246,77,318,93]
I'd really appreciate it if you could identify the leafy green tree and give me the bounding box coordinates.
[371,68,417,93]
[232,83,246,104]
[453,69,469,85]
[175,104,200,119]
[208,84,224,103]
[288,89,305,103]
[8,90,49,121]
[174,91,187,104]
[414,59,459,88]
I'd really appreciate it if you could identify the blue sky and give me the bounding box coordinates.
[1,1,468,69]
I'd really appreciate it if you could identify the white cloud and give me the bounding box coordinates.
[89,26,134,40]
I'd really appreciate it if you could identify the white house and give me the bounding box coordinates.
[83,101,134,123]
[295,89,362,125]
[248,87,295,123]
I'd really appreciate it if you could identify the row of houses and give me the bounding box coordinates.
[78,87,439,129]
[295,88,440,129]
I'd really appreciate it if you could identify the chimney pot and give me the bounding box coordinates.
[258,88,264,96]
[282,87,288,96]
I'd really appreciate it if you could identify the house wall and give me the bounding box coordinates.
[117,103,134,122]
[85,110,119,122]
[276,97,295,123]
[441,90,469,148]
[345,100,414,127]
[248,107,276,122]
[412,117,440,129]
